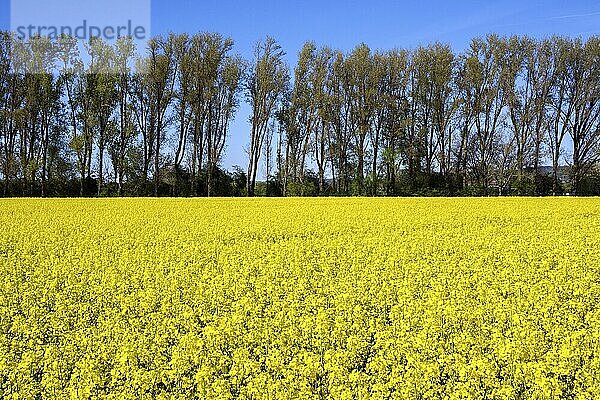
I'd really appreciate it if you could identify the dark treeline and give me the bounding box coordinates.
[0,32,599,197]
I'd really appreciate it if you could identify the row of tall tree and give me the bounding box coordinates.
[0,32,598,197]
[0,32,244,197]
[276,35,600,196]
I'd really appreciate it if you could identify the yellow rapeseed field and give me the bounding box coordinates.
[1,198,600,399]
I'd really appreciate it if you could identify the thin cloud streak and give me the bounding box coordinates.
[547,11,600,20]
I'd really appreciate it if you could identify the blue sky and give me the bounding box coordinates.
[1,0,599,170]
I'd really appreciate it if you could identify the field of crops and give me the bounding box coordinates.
[1,198,600,399]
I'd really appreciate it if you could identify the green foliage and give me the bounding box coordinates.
[1,32,599,198]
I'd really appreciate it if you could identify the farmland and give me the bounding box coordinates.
[1,198,600,399]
